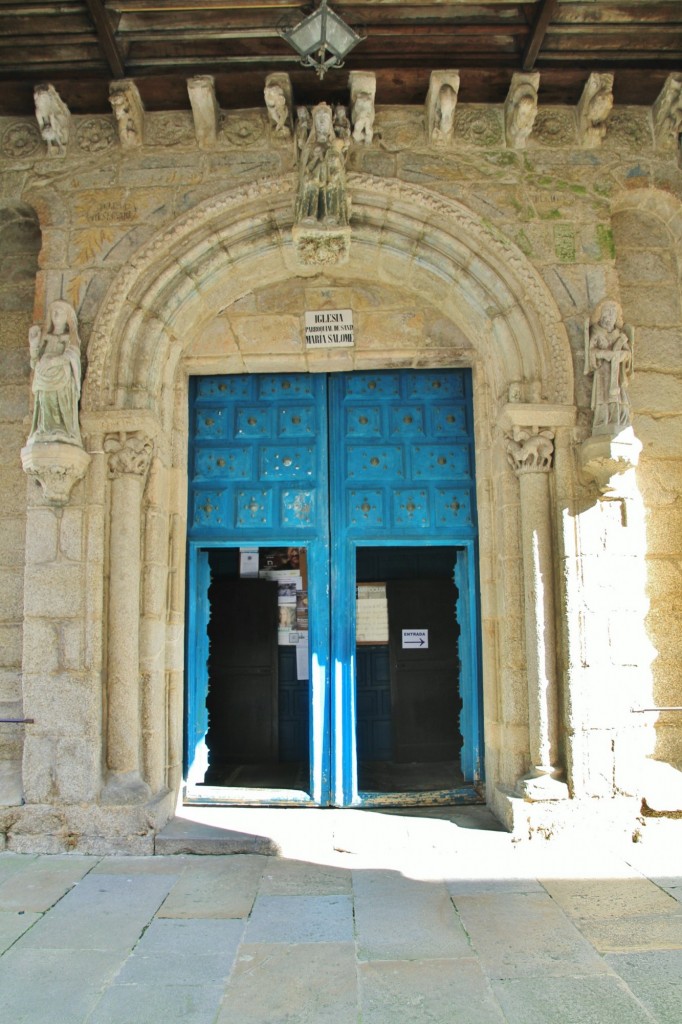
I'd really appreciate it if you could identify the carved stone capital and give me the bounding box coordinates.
[21,441,91,505]
[104,432,154,479]
[506,426,555,475]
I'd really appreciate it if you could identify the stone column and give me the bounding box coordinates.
[101,431,153,804]
[504,405,571,801]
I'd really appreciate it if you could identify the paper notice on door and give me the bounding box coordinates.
[356,582,388,644]
[239,547,259,577]
[295,632,309,681]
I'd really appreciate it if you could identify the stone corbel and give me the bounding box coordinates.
[504,72,539,149]
[264,73,293,138]
[425,70,460,147]
[652,73,682,151]
[577,72,614,148]
[349,71,376,144]
[578,428,642,496]
[109,80,145,150]
[21,441,90,505]
[33,83,70,157]
[188,75,220,149]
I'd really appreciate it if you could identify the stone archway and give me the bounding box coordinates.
[18,177,578,846]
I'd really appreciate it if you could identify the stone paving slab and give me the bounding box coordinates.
[215,941,358,1024]
[88,980,227,1024]
[358,957,507,1024]
[491,974,658,1024]
[257,858,352,895]
[156,853,264,919]
[453,891,609,979]
[0,909,40,953]
[353,869,472,961]
[574,911,682,953]
[605,949,682,1022]
[0,853,95,912]
[245,893,354,943]
[540,877,681,919]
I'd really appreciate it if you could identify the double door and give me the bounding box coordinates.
[186,370,481,806]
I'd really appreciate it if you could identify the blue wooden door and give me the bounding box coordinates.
[186,370,481,806]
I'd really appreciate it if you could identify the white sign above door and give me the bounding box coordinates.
[305,309,354,348]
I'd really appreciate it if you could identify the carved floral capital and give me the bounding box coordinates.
[104,432,153,479]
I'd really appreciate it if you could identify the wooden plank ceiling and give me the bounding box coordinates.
[0,1,680,116]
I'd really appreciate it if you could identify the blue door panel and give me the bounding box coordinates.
[187,369,481,807]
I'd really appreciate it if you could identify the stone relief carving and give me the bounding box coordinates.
[104,432,154,478]
[21,299,90,504]
[504,72,540,149]
[506,427,555,474]
[76,117,116,153]
[292,101,351,265]
[577,73,614,148]
[33,84,70,157]
[109,80,145,149]
[454,108,503,147]
[264,73,293,138]
[652,73,682,151]
[584,298,633,436]
[349,71,376,144]
[1,121,41,159]
[188,75,219,149]
[222,115,266,148]
[425,71,460,147]
[145,112,194,148]
[27,300,83,447]
[604,108,652,151]
[532,108,575,147]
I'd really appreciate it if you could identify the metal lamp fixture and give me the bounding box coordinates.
[279,0,364,79]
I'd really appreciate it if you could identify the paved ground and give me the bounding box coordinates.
[0,805,681,1023]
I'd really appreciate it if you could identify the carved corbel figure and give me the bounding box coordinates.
[264,73,293,138]
[577,72,614,148]
[584,298,633,436]
[504,72,540,149]
[33,84,70,157]
[21,300,90,503]
[425,71,460,147]
[109,80,145,149]
[653,73,682,151]
[187,75,219,149]
[349,71,376,144]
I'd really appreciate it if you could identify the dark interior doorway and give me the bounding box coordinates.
[203,547,309,790]
[355,546,463,794]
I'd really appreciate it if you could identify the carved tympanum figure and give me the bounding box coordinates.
[295,102,349,227]
[28,300,83,446]
[264,82,290,137]
[585,298,633,435]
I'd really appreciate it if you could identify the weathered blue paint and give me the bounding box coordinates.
[186,369,482,808]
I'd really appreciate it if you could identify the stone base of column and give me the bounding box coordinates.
[101,770,152,805]
[493,785,643,843]
[516,770,569,802]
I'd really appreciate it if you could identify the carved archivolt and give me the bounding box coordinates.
[84,176,573,411]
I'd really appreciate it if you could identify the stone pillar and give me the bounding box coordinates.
[101,431,153,804]
[504,402,573,801]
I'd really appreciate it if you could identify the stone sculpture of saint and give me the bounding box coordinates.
[295,102,349,228]
[584,298,633,435]
[28,299,83,446]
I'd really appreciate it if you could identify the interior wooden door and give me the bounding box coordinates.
[386,578,462,763]
[205,578,279,765]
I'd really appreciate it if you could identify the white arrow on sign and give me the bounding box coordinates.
[402,629,429,649]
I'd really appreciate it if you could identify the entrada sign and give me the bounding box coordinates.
[304,309,354,348]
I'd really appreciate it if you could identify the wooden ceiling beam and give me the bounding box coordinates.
[85,0,125,77]
[522,0,558,70]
